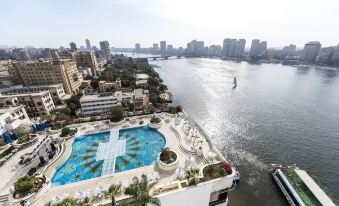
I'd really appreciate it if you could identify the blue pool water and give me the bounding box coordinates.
[51,126,166,186]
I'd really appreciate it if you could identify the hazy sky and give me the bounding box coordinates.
[1,0,338,48]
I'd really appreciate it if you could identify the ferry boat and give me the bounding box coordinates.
[271,164,336,206]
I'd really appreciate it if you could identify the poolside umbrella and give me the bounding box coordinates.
[191,142,198,150]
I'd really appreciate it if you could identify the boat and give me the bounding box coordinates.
[271,164,336,206]
[232,77,237,89]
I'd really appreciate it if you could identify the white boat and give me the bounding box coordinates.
[271,165,336,206]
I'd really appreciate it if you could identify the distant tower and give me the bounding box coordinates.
[99,41,111,60]
[160,41,167,55]
[85,39,91,50]
[250,39,260,58]
[70,42,77,51]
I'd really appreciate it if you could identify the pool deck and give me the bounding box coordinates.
[44,139,73,178]
[28,113,225,205]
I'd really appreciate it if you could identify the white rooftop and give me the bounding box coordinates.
[295,169,336,206]
[136,73,149,80]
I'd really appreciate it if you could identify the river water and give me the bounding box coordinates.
[115,53,339,205]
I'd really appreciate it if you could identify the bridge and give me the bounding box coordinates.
[147,55,183,61]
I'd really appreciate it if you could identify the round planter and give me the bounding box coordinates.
[148,121,163,129]
[47,128,62,135]
[156,151,179,172]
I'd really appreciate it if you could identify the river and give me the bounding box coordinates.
[114,53,339,205]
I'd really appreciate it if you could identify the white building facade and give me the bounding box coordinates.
[80,92,133,115]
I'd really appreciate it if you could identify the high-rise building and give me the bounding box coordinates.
[135,43,141,52]
[186,40,205,56]
[301,41,321,62]
[9,57,83,94]
[331,44,339,65]
[222,38,236,57]
[281,44,297,57]
[75,51,99,76]
[250,39,260,57]
[223,38,246,57]
[99,41,111,60]
[208,45,222,56]
[258,41,267,57]
[85,39,91,50]
[70,42,77,52]
[167,45,174,54]
[235,39,246,57]
[152,43,159,53]
[160,41,167,55]
[317,47,335,64]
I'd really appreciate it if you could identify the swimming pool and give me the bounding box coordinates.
[51,126,166,186]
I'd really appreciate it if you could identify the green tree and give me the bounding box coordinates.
[124,175,160,206]
[109,106,124,122]
[104,184,121,206]
[66,92,83,116]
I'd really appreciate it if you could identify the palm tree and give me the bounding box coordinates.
[58,197,76,206]
[79,197,92,206]
[104,183,121,206]
[124,175,160,206]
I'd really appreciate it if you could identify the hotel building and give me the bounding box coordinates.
[8,58,82,94]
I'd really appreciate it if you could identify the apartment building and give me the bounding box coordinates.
[0,91,55,117]
[0,84,68,104]
[134,89,149,109]
[98,79,122,91]
[75,51,99,76]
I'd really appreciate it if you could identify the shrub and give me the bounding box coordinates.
[0,146,14,159]
[202,162,231,181]
[186,169,199,186]
[60,127,76,137]
[150,116,161,124]
[159,148,177,164]
[17,135,30,144]
[221,162,233,174]
[14,176,37,197]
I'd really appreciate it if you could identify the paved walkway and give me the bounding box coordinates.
[0,134,46,196]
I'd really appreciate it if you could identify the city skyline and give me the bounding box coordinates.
[1,0,339,48]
